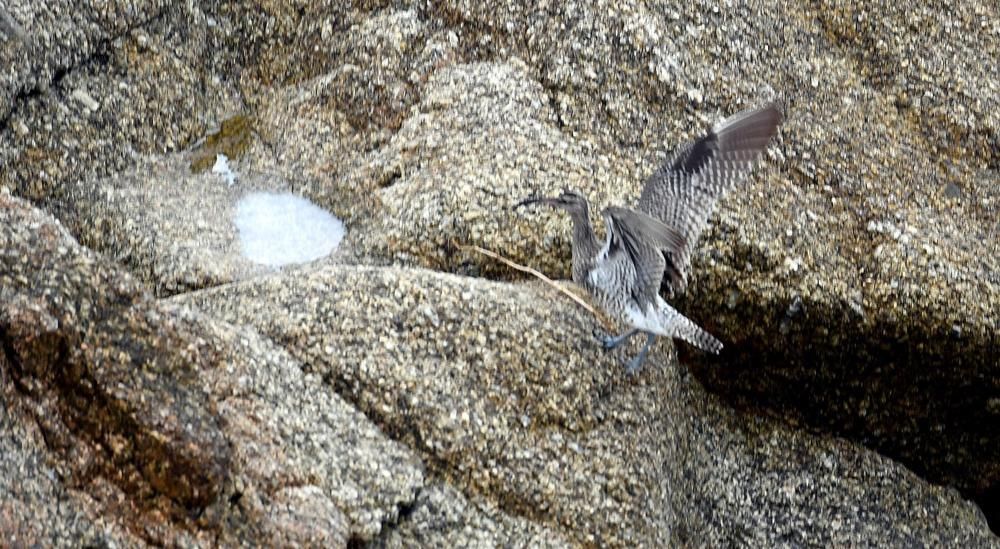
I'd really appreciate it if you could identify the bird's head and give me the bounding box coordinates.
[514,189,589,215]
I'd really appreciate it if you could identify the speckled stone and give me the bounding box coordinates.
[375,482,573,548]
[0,1,239,205]
[178,265,679,546]
[2,0,999,542]
[0,378,144,547]
[317,2,999,520]
[67,153,343,295]
[179,263,997,546]
[173,305,425,546]
[1,194,228,544]
[244,6,470,250]
[346,59,632,279]
[0,195,429,546]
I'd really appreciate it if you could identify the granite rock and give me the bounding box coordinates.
[0,379,144,547]
[1,0,998,543]
[179,262,997,546]
[66,153,340,295]
[0,194,426,546]
[374,482,573,548]
[0,1,239,207]
[326,3,1000,521]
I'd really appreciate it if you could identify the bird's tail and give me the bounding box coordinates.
[655,301,723,354]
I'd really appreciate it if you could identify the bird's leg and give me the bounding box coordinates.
[625,333,658,375]
[599,328,639,350]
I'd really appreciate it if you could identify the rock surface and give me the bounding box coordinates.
[0,381,143,547]
[1,0,998,545]
[0,2,239,207]
[375,482,574,548]
[68,154,332,295]
[4,190,996,545]
[0,194,426,545]
[339,1,998,523]
[177,262,997,546]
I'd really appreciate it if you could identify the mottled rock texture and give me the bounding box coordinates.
[70,154,303,294]
[180,260,995,547]
[0,194,432,545]
[1,0,998,545]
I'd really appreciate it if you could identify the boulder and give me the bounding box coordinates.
[0,381,143,547]
[0,194,429,546]
[318,2,998,520]
[66,154,333,295]
[178,261,997,546]
[1,0,998,542]
[0,1,239,207]
[375,482,574,548]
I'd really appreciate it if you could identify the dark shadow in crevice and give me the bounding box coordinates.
[683,295,1000,536]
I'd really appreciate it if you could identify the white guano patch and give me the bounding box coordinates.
[235,191,345,267]
[212,153,236,186]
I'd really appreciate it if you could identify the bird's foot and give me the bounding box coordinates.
[601,335,620,350]
[625,354,647,375]
[596,328,639,350]
[624,333,657,375]
[592,329,618,350]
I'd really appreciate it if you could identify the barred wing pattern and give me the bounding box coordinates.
[638,103,782,294]
[603,207,672,310]
[599,208,723,353]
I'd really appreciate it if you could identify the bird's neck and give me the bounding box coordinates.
[567,209,599,284]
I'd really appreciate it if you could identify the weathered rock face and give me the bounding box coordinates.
[0,194,430,545]
[178,252,996,547]
[68,154,310,294]
[332,0,998,526]
[374,482,574,548]
[0,380,145,547]
[319,2,1000,523]
[1,0,998,545]
[0,2,241,209]
[176,264,679,545]
[4,191,996,545]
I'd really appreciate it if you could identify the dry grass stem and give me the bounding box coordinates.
[459,243,614,330]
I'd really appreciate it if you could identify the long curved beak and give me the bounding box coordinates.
[513,196,559,210]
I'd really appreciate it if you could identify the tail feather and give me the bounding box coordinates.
[655,300,723,354]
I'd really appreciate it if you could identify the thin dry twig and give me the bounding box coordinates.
[459,242,614,330]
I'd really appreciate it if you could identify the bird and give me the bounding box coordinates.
[515,102,782,373]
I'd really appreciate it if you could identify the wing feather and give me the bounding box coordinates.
[604,207,685,310]
[638,102,782,293]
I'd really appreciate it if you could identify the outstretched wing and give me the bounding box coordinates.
[603,206,686,310]
[638,102,782,293]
